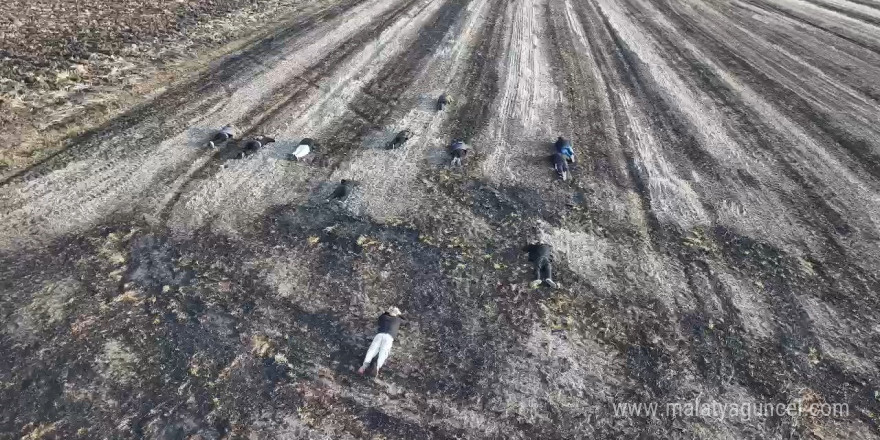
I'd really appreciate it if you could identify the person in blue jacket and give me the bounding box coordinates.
[555,136,575,163]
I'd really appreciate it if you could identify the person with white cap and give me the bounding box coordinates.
[358,306,403,378]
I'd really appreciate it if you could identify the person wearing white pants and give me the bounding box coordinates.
[358,307,403,378]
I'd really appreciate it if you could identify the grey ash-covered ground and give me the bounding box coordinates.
[2,0,880,438]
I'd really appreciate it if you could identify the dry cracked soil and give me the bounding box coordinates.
[2,0,880,438]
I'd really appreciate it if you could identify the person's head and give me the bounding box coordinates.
[387,306,402,317]
[341,179,350,185]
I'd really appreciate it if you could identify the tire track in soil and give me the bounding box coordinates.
[707,228,880,432]
[0,0,367,186]
[0,0,401,247]
[738,0,880,55]
[620,3,875,268]
[623,0,858,248]
[337,0,512,401]
[568,0,713,234]
[722,0,880,125]
[160,0,468,235]
[598,0,880,426]
[562,0,662,237]
[314,0,478,166]
[799,0,880,26]
[842,0,880,11]
[332,0,523,405]
[544,0,629,190]
[724,1,880,179]
[545,0,688,245]
[557,0,731,408]
[541,2,688,413]
[331,0,498,221]
[446,2,504,144]
[475,0,569,188]
[420,0,684,423]
[732,1,880,104]
[599,0,807,241]
[154,0,427,223]
[650,0,880,252]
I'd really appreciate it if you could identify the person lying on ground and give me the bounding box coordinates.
[450,139,468,167]
[523,242,557,288]
[386,129,413,150]
[555,136,575,163]
[239,135,275,158]
[291,138,316,161]
[437,93,450,111]
[328,179,354,201]
[358,307,403,378]
[553,152,569,181]
[208,125,236,149]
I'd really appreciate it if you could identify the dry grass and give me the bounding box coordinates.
[0,0,319,177]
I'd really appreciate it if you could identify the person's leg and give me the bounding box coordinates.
[359,334,383,374]
[375,334,394,373]
[541,259,556,287]
[533,260,543,282]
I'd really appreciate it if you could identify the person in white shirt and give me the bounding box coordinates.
[291,138,316,161]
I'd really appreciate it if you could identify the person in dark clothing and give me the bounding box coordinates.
[386,130,413,150]
[358,307,403,378]
[524,243,557,288]
[328,179,354,201]
[437,93,450,111]
[552,152,569,181]
[239,135,276,158]
[555,136,575,163]
[449,139,468,167]
[208,125,236,149]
